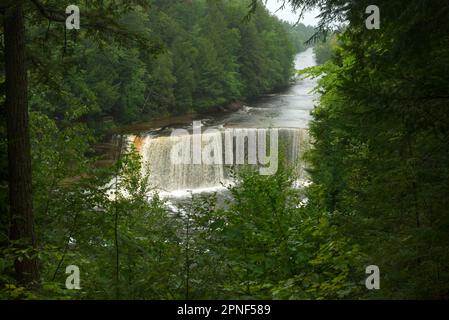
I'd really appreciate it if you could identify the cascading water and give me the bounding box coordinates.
[139,132,226,192]
[129,127,309,194]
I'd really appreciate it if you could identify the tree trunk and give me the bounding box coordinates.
[4,3,39,287]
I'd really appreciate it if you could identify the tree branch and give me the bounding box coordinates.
[30,0,66,23]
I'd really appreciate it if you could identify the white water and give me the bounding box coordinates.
[129,48,317,196]
[134,128,309,193]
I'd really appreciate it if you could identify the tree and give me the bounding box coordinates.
[3,1,39,287]
[302,0,449,298]
[1,0,159,288]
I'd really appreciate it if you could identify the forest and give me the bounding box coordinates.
[1,0,314,134]
[1,0,449,300]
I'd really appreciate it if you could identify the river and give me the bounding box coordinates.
[128,48,318,198]
[218,47,317,129]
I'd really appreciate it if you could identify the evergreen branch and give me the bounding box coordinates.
[30,0,66,23]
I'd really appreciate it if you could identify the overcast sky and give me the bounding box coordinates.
[264,0,320,26]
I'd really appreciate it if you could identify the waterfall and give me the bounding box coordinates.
[129,128,309,193]
[140,132,226,191]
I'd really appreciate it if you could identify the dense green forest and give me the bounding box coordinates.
[305,0,449,298]
[1,0,314,134]
[1,0,449,300]
[313,33,337,65]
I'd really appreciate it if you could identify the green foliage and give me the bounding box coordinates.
[313,34,338,65]
[304,0,449,299]
[213,164,362,299]
[282,22,316,53]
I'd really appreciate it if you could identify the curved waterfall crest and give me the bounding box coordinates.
[128,127,309,193]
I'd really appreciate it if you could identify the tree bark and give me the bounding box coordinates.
[4,2,39,287]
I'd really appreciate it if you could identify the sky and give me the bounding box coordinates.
[264,0,321,26]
